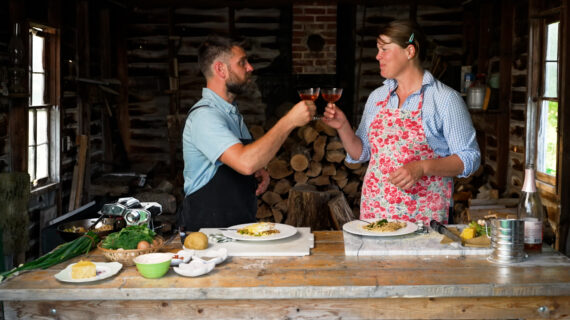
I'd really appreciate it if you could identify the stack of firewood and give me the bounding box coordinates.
[252,120,368,228]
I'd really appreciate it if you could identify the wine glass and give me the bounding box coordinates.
[321,87,343,104]
[297,87,321,120]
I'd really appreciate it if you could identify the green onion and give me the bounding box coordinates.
[0,231,100,282]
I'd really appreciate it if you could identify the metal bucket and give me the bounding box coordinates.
[488,219,526,264]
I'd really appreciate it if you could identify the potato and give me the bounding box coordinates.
[184,232,208,250]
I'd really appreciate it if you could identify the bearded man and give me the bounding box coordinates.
[179,35,316,233]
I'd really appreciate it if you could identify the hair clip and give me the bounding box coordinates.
[408,33,415,44]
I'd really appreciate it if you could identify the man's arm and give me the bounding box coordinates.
[220,100,315,175]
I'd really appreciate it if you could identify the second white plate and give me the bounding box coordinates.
[55,262,123,283]
[342,219,418,237]
[222,223,297,241]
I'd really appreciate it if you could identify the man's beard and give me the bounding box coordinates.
[226,71,254,96]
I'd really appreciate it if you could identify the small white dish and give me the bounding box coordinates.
[170,250,191,266]
[173,258,215,277]
[183,247,228,265]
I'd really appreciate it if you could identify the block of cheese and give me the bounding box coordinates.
[71,260,96,279]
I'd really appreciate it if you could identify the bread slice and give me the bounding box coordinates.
[71,260,96,279]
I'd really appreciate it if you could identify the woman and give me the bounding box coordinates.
[323,20,480,224]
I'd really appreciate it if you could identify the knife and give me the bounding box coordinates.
[429,220,463,244]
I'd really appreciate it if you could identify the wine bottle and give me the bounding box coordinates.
[517,164,544,253]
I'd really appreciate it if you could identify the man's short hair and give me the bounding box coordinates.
[198,34,244,78]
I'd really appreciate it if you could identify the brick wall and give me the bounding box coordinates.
[292,2,337,74]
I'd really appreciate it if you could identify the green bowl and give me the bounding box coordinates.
[133,253,172,279]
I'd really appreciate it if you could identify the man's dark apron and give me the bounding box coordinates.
[178,106,257,233]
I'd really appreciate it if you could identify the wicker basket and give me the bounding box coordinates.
[97,236,164,266]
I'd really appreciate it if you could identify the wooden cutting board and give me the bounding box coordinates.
[200,227,314,257]
[344,225,493,256]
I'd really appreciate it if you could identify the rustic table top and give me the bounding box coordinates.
[1,231,569,301]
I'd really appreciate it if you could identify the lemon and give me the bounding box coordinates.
[184,232,208,250]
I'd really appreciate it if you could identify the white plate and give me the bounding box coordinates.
[173,258,216,277]
[55,262,123,283]
[342,219,418,237]
[222,223,297,241]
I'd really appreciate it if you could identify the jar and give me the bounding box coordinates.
[466,85,485,109]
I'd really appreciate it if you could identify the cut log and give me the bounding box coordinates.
[343,181,361,198]
[352,166,368,178]
[308,175,330,186]
[328,193,357,230]
[285,184,340,230]
[335,178,348,189]
[321,163,337,176]
[326,137,344,151]
[273,179,292,195]
[271,208,284,223]
[256,203,273,219]
[344,160,362,170]
[290,146,311,172]
[261,191,282,206]
[302,126,319,145]
[267,159,293,179]
[294,171,308,184]
[332,168,348,181]
[249,125,265,140]
[273,199,288,213]
[312,135,327,162]
[314,120,337,136]
[306,161,322,177]
[326,150,345,163]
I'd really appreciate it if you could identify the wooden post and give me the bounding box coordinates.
[285,184,339,230]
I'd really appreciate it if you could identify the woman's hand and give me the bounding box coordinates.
[322,103,349,129]
[389,161,424,190]
[254,168,270,195]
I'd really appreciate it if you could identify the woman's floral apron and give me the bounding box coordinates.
[360,89,452,224]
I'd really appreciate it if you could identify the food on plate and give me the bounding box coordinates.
[237,222,280,237]
[101,225,156,250]
[185,232,208,250]
[362,219,406,232]
[63,224,113,233]
[71,260,96,279]
[460,220,490,240]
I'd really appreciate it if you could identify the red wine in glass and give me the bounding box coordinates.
[298,88,320,101]
[321,88,343,103]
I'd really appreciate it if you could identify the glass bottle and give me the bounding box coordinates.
[8,22,26,93]
[517,164,544,253]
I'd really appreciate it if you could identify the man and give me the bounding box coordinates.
[179,35,316,232]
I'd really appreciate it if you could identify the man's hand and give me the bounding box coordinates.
[254,168,270,196]
[388,161,425,190]
[286,100,316,127]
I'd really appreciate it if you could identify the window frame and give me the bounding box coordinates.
[27,22,60,191]
[535,16,560,187]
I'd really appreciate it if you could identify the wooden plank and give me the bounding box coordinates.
[68,135,88,211]
[5,296,570,320]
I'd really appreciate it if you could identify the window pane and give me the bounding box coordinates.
[28,110,35,145]
[537,100,558,176]
[36,143,49,180]
[32,32,45,73]
[31,73,45,105]
[28,146,36,182]
[36,108,48,144]
[544,62,558,98]
[545,22,559,61]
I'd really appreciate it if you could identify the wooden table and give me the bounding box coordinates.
[1,231,569,319]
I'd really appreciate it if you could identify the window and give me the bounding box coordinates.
[536,21,559,181]
[28,25,59,189]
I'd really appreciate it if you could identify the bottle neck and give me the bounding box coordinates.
[522,168,537,193]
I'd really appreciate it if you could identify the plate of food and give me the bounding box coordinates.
[55,261,123,283]
[221,222,297,241]
[342,219,418,237]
